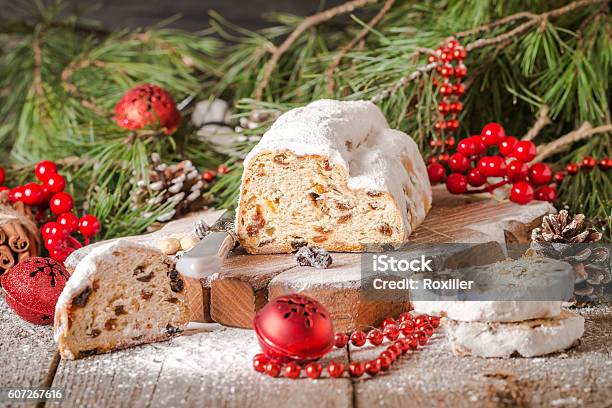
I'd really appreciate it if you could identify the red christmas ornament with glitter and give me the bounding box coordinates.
[253,294,334,363]
[1,257,69,325]
[114,84,181,135]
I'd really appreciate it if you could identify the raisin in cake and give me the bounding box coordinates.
[54,240,189,359]
[237,99,431,254]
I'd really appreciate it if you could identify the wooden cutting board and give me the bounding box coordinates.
[210,186,555,331]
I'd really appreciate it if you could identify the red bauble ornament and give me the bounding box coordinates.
[349,362,365,378]
[35,160,57,182]
[566,163,579,175]
[581,156,596,170]
[0,166,5,185]
[44,173,66,194]
[383,324,400,341]
[114,84,181,135]
[21,183,44,206]
[334,332,348,348]
[427,163,446,183]
[305,363,323,379]
[481,123,506,146]
[376,355,391,371]
[534,185,557,202]
[506,160,529,182]
[448,152,470,173]
[264,362,281,377]
[78,214,101,238]
[57,213,79,234]
[284,362,301,379]
[381,316,396,327]
[428,315,441,328]
[253,294,334,363]
[529,163,552,185]
[499,136,517,157]
[327,361,345,378]
[399,320,415,336]
[513,140,537,162]
[467,167,486,187]
[1,257,69,324]
[365,360,381,376]
[446,173,467,194]
[509,181,534,205]
[49,192,74,215]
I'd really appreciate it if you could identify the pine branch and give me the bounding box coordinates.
[325,0,395,94]
[253,0,379,102]
[522,105,551,141]
[535,123,612,161]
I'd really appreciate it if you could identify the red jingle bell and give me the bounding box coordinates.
[1,257,69,325]
[253,294,334,363]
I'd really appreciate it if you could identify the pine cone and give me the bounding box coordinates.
[531,210,610,305]
[135,154,210,225]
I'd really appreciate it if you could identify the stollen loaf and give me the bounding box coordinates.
[236,99,432,254]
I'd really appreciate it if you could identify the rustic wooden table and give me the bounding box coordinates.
[1,294,610,408]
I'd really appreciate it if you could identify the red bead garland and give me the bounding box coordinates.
[252,312,441,380]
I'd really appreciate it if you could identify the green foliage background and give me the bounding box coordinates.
[0,0,610,241]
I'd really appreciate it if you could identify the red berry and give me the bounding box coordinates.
[252,354,267,372]
[350,331,367,347]
[509,181,535,204]
[447,119,459,131]
[444,137,456,148]
[499,136,517,156]
[454,64,467,78]
[457,138,477,156]
[506,160,529,182]
[449,101,463,113]
[35,160,58,182]
[598,158,610,170]
[217,165,230,175]
[481,123,506,146]
[438,102,450,114]
[0,167,5,185]
[49,192,74,215]
[383,324,400,341]
[365,360,381,376]
[446,39,459,49]
[79,214,101,237]
[367,329,384,346]
[427,163,446,183]
[284,362,301,379]
[427,55,437,64]
[448,153,470,173]
[473,137,487,155]
[439,82,453,96]
[581,156,596,170]
[478,156,506,177]
[41,222,69,240]
[452,46,466,60]
[566,163,579,175]
[453,83,465,95]
[57,212,79,234]
[467,167,486,187]
[529,163,552,185]
[553,171,566,183]
[202,170,216,182]
[534,185,557,202]
[327,361,344,378]
[22,183,44,206]
[264,362,281,378]
[446,173,467,194]
[513,140,537,162]
[44,173,66,194]
[305,363,323,379]
[49,246,73,263]
[9,186,24,203]
[44,236,66,251]
[348,362,365,378]
[437,153,450,163]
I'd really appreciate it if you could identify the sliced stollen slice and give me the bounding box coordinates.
[411,257,574,322]
[444,310,584,358]
[54,240,189,359]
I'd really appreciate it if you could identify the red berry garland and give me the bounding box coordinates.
[252,310,441,380]
[5,160,101,263]
[429,38,468,152]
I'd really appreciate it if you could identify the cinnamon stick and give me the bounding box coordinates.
[0,226,6,245]
[2,221,30,253]
[0,244,15,271]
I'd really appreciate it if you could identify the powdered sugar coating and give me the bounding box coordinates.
[241,99,431,236]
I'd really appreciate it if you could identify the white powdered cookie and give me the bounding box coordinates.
[412,257,574,322]
[236,99,431,254]
[54,240,189,359]
[444,310,584,358]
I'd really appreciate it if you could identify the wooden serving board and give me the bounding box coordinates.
[210,186,555,331]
